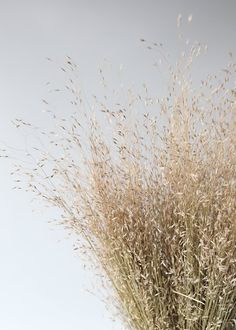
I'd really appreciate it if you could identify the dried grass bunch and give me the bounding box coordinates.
[9,41,236,329]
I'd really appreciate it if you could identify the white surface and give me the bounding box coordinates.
[0,1,236,329]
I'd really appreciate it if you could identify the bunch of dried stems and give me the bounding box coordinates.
[6,40,236,329]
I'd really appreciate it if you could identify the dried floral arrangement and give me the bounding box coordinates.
[3,18,236,330]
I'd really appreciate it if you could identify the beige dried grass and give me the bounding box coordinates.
[7,41,236,329]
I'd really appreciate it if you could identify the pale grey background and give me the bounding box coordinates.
[0,1,236,329]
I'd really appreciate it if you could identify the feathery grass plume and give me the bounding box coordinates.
[8,40,236,329]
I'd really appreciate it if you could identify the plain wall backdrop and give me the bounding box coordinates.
[0,1,236,329]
